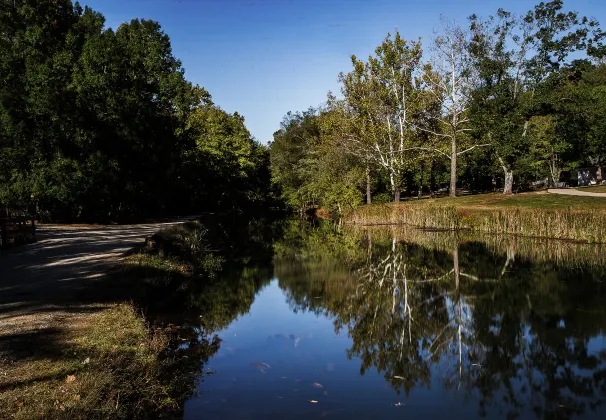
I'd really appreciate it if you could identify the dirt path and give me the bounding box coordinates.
[548,188,606,197]
[0,221,179,362]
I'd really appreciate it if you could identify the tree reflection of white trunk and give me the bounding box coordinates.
[454,248,463,382]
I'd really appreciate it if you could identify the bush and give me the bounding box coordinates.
[372,192,393,204]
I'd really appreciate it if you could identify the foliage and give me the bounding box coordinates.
[0,0,270,222]
[270,1,606,204]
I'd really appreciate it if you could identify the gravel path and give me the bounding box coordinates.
[0,221,180,361]
[548,188,606,197]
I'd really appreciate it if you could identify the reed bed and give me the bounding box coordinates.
[347,224,606,268]
[477,209,606,243]
[345,201,606,243]
[347,203,461,231]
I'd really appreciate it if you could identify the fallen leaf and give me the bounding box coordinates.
[313,382,324,388]
[82,357,90,365]
[308,399,319,404]
[15,400,24,408]
[66,375,76,384]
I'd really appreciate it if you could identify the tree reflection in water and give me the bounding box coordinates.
[275,221,606,419]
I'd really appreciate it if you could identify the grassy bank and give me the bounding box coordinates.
[345,193,606,243]
[0,304,178,420]
[0,221,227,419]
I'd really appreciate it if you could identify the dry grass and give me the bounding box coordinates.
[350,225,606,268]
[0,304,176,420]
[345,193,606,243]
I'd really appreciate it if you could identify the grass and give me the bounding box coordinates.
[121,221,224,285]
[0,304,178,420]
[576,185,606,193]
[349,224,606,269]
[0,221,224,419]
[345,192,606,243]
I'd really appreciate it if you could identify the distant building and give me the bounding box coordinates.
[577,166,605,186]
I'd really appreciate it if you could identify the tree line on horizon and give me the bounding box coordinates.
[270,0,606,213]
[0,0,271,222]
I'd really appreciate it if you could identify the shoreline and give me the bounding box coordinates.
[344,193,606,244]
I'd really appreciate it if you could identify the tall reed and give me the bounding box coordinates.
[346,204,460,231]
[345,204,606,243]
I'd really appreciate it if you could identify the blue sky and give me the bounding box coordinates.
[81,0,606,144]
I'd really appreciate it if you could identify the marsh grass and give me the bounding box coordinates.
[350,224,606,268]
[345,193,606,243]
[347,204,461,230]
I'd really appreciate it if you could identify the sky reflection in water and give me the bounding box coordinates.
[184,222,606,420]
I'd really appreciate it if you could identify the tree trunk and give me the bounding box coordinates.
[430,159,436,197]
[497,155,514,195]
[366,166,372,205]
[549,155,561,187]
[453,247,459,293]
[503,170,513,194]
[450,138,457,197]
[418,161,424,199]
[597,165,603,184]
[394,188,400,203]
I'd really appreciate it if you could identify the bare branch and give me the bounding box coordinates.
[456,143,491,156]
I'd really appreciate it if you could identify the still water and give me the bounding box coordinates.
[182,221,606,420]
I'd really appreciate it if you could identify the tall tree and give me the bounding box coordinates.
[339,32,425,202]
[468,1,603,194]
[421,19,487,197]
[269,109,321,212]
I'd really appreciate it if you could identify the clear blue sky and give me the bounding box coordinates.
[81,0,606,144]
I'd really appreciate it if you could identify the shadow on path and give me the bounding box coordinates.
[0,221,182,362]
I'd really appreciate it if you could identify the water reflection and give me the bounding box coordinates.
[273,222,606,419]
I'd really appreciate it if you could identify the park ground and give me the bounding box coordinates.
[0,223,186,419]
[575,185,606,194]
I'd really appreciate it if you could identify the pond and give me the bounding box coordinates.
[181,220,606,420]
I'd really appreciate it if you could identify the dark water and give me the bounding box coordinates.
[182,221,606,420]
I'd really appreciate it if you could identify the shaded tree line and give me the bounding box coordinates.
[0,0,271,222]
[270,0,606,212]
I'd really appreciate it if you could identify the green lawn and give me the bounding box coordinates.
[401,192,606,211]
[576,185,606,193]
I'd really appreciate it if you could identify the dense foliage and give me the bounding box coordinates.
[0,0,270,222]
[270,0,606,211]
